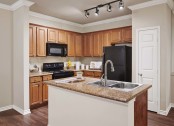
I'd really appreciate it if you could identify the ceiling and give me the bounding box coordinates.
[0,0,151,24]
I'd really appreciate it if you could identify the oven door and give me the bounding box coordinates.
[46,43,67,57]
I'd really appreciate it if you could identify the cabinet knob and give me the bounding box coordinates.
[138,73,143,77]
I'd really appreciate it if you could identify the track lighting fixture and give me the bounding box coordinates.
[85,11,90,18]
[119,0,124,10]
[95,8,99,16]
[107,4,112,12]
[84,0,124,18]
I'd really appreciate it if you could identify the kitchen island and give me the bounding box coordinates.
[45,77,151,126]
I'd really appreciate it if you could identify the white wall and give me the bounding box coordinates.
[132,4,172,111]
[13,6,30,113]
[0,9,13,108]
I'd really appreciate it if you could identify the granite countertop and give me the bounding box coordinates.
[65,69,102,72]
[45,77,151,102]
[30,72,53,77]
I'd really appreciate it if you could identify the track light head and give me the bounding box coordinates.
[107,4,112,12]
[85,11,90,18]
[119,0,124,10]
[95,7,99,16]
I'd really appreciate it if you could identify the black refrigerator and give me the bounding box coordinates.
[103,46,132,82]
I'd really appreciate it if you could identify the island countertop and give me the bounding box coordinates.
[45,77,151,102]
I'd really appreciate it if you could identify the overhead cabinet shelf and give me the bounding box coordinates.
[29,24,132,57]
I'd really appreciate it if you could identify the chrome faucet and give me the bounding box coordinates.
[101,60,115,86]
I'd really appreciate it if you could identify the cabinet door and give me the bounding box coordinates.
[75,34,83,57]
[67,32,75,56]
[42,83,48,102]
[58,30,67,44]
[47,28,58,43]
[37,27,47,56]
[84,71,94,77]
[30,82,42,106]
[93,32,103,57]
[122,26,132,42]
[103,30,111,47]
[83,33,94,57]
[111,28,122,44]
[29,25,36,57]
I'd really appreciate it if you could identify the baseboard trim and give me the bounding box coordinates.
[158,103,173,116]
[0,105,13,112]
[13,105,31,115]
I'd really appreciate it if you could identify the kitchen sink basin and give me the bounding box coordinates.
[87,80,143,91]
[108,83,139,89]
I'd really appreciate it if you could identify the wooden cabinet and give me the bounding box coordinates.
[94,71,102,78]
[83,71,102,78]
[30,74,52,107]
[83,33,94,57]
[111,28,122,44]
[83,71,94,77]
[29,25,36,57]
[93,32,103,57]
[122,26,132,42]
[75,34,83,57]
[30,82,42,106]
[103,30,112,47]
[37,27,47,56]
[58,30,67,44]
[47,28,58,43]
[67,32,75,56]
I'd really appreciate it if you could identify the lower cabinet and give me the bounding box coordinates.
[30,75,52,108]
[76,70,102,78]
[30,82,42,106]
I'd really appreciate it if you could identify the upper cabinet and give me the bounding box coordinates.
[122,26,132,42]
[37,27,48,57]
[47,28,59,43]
[58,30,67,44]
[75,34,83,57]
[111,28,122,44]
[29,25,37,57]
[83,33,94,57]
[103,30,112,47]
[29,24,132,58]
[67,32,75,57]
[93,32,103,57]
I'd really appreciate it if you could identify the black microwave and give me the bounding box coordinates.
[46,43,67,57]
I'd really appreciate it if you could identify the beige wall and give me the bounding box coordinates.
[83,18,132,33]
[132,4,172,111]
[0,9,13,108]
[13,6,30,111]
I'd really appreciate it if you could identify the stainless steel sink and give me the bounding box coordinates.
[108,83,139,89]
[87,80,143,91]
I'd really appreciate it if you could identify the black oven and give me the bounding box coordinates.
[46,43,67,57]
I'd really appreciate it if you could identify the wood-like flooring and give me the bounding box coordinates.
[0,106,174,126]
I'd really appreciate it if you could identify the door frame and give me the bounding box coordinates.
[136,26,160,113]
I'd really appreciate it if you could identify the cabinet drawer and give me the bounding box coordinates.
[30,76,42,83]
[84,71,94,77]
[43,75,52,81]
[94,72,102,78]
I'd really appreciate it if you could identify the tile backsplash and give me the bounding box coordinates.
[29,56,102,71]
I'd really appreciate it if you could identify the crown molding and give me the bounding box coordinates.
[0,3,11,10]
[29,11,83,27]
[128,0,171,11]
[82,15,132,27]
[11,0,34,11]
[0,0,34,11]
